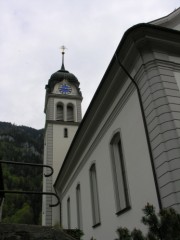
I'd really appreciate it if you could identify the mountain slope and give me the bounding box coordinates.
[0,122,44,224]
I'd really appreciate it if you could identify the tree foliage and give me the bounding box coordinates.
[116,203,180,240]
[0,121,43,224]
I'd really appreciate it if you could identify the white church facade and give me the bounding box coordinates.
[42,8,180,240]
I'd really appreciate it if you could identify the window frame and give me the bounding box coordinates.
[56,102,64,121]
[67,103,74,122]
[64,128,68,138]
[89,163,101,228]
[67,197,71,229]
[76,184,83,230]
[110,131,130,215]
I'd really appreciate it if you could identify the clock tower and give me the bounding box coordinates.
[42,47,83,226]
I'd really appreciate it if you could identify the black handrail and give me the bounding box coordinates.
[0,190,60,207]
[0,160,53,177]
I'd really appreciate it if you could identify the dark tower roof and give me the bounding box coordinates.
[45,47,80,94]
[46,68,80,93]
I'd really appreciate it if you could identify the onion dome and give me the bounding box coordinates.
[45,46,80,94]
[46,68,80,93]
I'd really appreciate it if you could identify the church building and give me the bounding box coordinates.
[42,8,180,240]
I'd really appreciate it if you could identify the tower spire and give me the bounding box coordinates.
[60,45,67,71]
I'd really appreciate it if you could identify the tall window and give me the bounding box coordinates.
[110,132,130,214]
[89,164,101,227]
[56,103,63,121]
[67,197,71,229]
[76,184,83,230]
[64,128,68,138]
[67,104,74,122]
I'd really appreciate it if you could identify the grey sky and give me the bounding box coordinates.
[0,0,179,129]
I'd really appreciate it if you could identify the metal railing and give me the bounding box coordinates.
[0,160,59,207]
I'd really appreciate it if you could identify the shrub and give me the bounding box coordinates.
[116,203,180,240]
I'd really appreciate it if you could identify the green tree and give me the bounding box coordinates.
[11,203,34,224]
[0,121,43,225]
[116,203,180,240]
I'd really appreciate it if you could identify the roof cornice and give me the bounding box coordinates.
[150,7,180,26]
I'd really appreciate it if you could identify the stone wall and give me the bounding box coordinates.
[0,224,75,240]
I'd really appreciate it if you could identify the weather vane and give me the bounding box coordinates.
[60,45,67,70]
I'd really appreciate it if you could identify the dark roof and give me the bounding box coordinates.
[46,68,80,93]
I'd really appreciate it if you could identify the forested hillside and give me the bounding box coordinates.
[0,122,44,224]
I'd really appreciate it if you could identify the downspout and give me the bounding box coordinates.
[115,53,162,210]
[60,201,62,227]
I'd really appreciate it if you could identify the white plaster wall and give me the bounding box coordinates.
[52,124,78,183]
[173,71,180,91]
[174,24,180,30]
[52,196,60,226]
[52,124,78,226]
[152,12,180,31]
[169,56,180,65]
[61,90,159,240]
[42,132,47,225]
[165,22,180,30]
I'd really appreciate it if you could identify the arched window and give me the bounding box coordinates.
[64,128,68,138]
[67,104,74,122]
[56,103,63,121]
[89,163,101,227]
[67,197,71,229]
[110,132,130,214]
[76,184,83,230]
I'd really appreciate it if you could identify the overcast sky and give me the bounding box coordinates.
[0,0,179,129]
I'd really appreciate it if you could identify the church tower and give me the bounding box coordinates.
[42,47,83,226]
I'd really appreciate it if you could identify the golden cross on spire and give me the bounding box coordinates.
[60,45,67,54]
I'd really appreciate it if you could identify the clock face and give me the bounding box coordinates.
[59,84,72,94]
